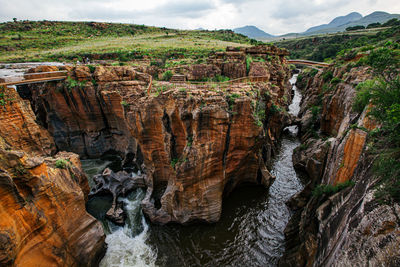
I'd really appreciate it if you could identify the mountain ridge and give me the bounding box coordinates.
[305,12,362,33]
[233,25,274,39]
[304,11,400,35]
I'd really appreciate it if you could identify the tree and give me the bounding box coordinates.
[346,25,365,31]
[366,22,381,29]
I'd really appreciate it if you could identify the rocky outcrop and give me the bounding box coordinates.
[90,168,145,225]
[19,47,291,224]
[0,85,55,155]
[279,65,400,266]
[0,86,106,266]
[282,153,400,267]
[149,45,289,82]
[126,80,291,224]
[21,65,149,159]
[179,64,221,81]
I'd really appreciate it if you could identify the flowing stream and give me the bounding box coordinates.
[83,74,303,267]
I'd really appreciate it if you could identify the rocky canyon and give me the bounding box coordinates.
[279,63,400,266]
[0,45,296,265]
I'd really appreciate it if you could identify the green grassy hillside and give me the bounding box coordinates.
[0,20,262,62]
[275,23,400,61]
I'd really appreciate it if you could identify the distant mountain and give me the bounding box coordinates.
[305,12,362,33]
[304,11,400,35]
[233,25,274,39]
[343,11,400,28]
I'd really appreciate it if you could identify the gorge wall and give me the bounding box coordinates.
[13,45,293,225]
[0,85,106,266]
[279,65,400,266]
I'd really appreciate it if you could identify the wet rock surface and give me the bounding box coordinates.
[90,168,146,225]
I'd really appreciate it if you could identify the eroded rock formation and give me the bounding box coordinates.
[143,45,289,82]
[18,47,292,224]
[127,82,290,223]
[23,65,147,159]
[279,65,400,266]
[90,168,145,224]
[0,86,106,266]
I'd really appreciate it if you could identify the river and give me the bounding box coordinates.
[83,74,303,267]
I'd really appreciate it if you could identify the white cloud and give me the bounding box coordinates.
[0,0,399,34]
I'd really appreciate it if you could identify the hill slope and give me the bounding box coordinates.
[233,25,274,39]
[276,24,400,61]
[0,20,261,62]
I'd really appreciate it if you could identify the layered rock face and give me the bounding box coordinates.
[23,65,148,159]
[279,66,400,266]
[0,85,55,155]
[20,49,292,224]
[126,81,291,223]
[0,86,105,266]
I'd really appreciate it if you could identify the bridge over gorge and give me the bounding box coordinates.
[287,59,333,68]
[0,71,68,88]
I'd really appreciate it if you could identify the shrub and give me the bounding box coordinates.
[65,77,86,92]
[322,70,333,82]
[352,79,376,113]
[382,18,400,27]
[310,105,321,124]
[374,153,400,203]
[366,47,400,75]
[186,136,193,147]
[121,100,129,107]
[162,70,173,81]
[361,76,400,203]
[170,158,178,168]
[368,78,400,135]
[226,93,241,110]
[322,84,333,92]
[346,25,365,31]
[87,65,96,73]
[312,180,355,197]
[213,75,230,82]
[366,22,381,29]
[330,77,342,86]
[246,56,253,75]
[297,143,308,151]
[0,86,8,106]
[55,159,69,169]
[253,101,267,127]
[309,69,319,77]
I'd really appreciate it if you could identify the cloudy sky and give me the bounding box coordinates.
[0,0,399,35]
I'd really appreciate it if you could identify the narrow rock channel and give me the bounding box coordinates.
[83,74,304,267]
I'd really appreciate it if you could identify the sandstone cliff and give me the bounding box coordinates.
[18,49,292,224]
[279,66,400,266]
[0,85,106,266]
[23,65,147,160]
[127,81,291,224]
